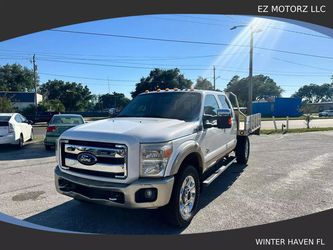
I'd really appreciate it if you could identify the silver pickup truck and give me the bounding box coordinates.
[55,89,261,227]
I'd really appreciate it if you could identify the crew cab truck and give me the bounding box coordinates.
[55,89,261,227]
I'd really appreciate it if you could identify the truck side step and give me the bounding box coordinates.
[203,156,237,187]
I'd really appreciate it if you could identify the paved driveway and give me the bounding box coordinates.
[0,131,332,234]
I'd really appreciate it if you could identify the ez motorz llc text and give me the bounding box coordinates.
[258,5,326,13]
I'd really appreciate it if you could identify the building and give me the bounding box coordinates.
[0,91,43,110]
[252,97,302,117]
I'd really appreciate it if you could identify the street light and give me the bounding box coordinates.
[230,25,262,114]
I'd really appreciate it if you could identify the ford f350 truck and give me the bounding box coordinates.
[55,89,261,227]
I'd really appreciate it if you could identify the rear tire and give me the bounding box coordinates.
[29,129,34,141]
[16,134,24,149]
[235,136,250,164]
[163,165,200,228]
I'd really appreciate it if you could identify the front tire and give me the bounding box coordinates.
[235,136,250,164]
[164,165,200,228]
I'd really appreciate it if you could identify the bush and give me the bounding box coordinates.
[0,96,14,112]
[41,99,65,112]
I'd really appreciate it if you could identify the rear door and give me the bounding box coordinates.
[217,94,237,150]
[19,114,32,140]
[14,114,26,140]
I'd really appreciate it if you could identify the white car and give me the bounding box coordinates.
[0,113,33,148]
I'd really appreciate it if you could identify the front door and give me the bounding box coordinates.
[199,94,229,168]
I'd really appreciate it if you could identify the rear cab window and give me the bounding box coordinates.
[218,95,234,116]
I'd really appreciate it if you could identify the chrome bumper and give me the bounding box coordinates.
[54,166,174,208]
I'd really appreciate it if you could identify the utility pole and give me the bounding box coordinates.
[213,66,216,90]
[230,25,262,115]
[107,77,110,94]
[248,31,254,115]
[32,54,38,107]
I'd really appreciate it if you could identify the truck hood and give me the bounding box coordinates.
[61,117,199,143]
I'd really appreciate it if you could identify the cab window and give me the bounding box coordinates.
[218,95,231,109]
[204,95,219,116]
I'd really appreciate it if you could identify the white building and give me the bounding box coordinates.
[0,92,43,110]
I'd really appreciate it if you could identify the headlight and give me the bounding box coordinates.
[140,142,173,177]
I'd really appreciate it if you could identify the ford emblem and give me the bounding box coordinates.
[77,152,98,165]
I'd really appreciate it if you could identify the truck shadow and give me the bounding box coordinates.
[198,162,247,210]
[24,162,246,234]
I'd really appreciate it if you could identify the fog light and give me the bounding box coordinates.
[135,188,157,203]
[144,189,153,199]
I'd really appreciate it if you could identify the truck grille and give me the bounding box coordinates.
[60,139,127,179]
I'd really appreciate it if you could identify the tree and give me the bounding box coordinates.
[225,74,283,106]
[0,96,14,112]
[40,80,92,111]
[0,64,36,91]
[96,92,130,111]
[292,83,333,103]
[131,68,193,98]
[194,77,214,90]
[41,99,65,112]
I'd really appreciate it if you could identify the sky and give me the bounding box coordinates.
[0,14,332,99]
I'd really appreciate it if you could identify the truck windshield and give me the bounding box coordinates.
[118,92,202,122]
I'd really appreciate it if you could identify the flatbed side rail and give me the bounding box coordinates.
[226,92,261,136]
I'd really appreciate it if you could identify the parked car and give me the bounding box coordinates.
[318,110,333,117]
[44,114,85,150]
[54,90,261,227]
[0,113,33,148]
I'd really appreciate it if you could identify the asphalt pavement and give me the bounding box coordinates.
[0,131,332,234]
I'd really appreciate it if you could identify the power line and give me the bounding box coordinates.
[37,58,332,77]
[0,49,247,61]
[150,15,330,39]
[49,29,333,60]
[271,57,333,72]
[149,16,230,27]
[266,26,331,39]
[39,73,137,82]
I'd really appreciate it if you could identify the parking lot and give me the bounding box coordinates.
[0,128,333,234]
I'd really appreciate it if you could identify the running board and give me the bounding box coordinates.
[203,157,237,187]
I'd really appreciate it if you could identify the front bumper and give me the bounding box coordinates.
[0,134,16,145]
[55,165,174,208]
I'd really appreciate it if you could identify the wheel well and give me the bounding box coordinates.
[178,152,203,177]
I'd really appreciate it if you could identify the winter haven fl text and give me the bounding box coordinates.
[255,238,326,246]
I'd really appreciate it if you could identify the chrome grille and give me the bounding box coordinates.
[60,139,127,179]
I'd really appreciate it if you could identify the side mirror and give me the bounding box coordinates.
[217,109,232,129]
[28,120,34,125]
[203,114,217,129]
